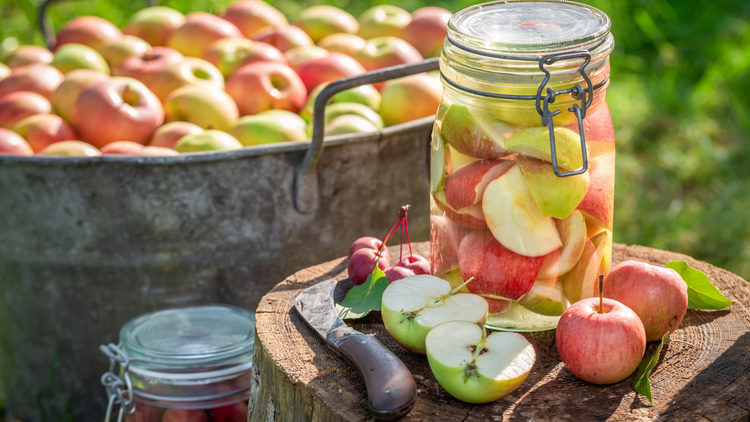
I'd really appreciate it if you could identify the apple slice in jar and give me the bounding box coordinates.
[538,211,587,278]
[505,127,587,171]
[518,277,568,317]
[482,165,562,257]
[449,145,479,170]
[425,321,535,404]
[560,230,610,303]
[432,190,487,229]
[517,156,590,219]
[580,209,607,239]
[430,126,451,193]
[430,215,465,275]
[576,151,615,229]
[444,159,514,211]
[440,104,510,160]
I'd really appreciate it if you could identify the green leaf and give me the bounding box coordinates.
[633,332,669,404]
[336,266,389,320]
[666,261,733,310]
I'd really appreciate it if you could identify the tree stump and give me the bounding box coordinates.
[248,243,750,422]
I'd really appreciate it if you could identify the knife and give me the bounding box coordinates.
[295,279,416,421]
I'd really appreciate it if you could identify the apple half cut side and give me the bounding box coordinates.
[538,210,587,278]
[430,126,451,193]
[505,126,587,171]
[381,275,488,354]
[560,230,610,303]
[440,104,510,160]
[432,190,487,229]
[426,320,536,404]
[517,156,590,219]
[444,159,514,211]
[518,277,568,317]
[482,165,562,257]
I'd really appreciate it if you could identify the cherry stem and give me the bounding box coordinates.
[449,277,475,296]
[670,339,697,348]
[399,217,404,263]
[598,274,604,314]
[405,213,413,259]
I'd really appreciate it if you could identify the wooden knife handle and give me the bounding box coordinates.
[334,331,416,420]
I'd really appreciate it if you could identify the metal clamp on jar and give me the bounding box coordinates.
[430,0,616,331]
[101,305,255,421]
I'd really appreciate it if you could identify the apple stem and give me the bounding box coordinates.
[449,277,475,296]
[478,321,487,341]
[598,274,604,314]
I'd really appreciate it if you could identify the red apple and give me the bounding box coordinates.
[72,77,164,148]
[164,85,239,131]
[124,6,186,47]
[226,62,307,116]
[162,409,208,422]
[100,140,145,155]
[115,46,184,87]
[353,37,422,89]
[251,25,314,53]
[54,16,122,51]
[0,128,33,156]
[556,297,646,384]
[0,64,64,99]
[202,38,287,77]
[357,5,411,39]
[12,114,77,152]
[458,230,544,301]
[208,402,248,422]
[49,69,109,123]
[221,0,288,39]
[348,236,391,263]
[401,7,452,58]
[167,12,242,58]
[150,57,225,103]
[603,260,688,342]
[293,5,359,43]
[4,45,54,69]
[379,73,441,126]
[443,160,513,210]
[0,91,51,129]
[38,140,101,157]
[316,33,367,56]
[284,46,328,72]
[137,146,179,156]
[98,35,152,69]
[149,121,203,148]
[296,52,366,93]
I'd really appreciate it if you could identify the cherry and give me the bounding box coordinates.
[347,247,391,285]
[208,402,248,422]
[384,266,416,283]
[397,254,430,275]
[349,236,391,263]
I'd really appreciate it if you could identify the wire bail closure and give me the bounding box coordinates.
[535,51,593,178]
[101,344,135,422]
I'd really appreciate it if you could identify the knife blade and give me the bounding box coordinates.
[295,279,416,421]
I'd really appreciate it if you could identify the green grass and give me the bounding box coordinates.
[1,0,750,281]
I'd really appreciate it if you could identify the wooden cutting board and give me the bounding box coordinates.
[248,243,750,422]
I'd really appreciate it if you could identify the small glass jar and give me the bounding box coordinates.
[430,0,615,331]
[101,305,255,422]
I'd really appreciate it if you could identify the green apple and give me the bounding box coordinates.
[51,43,110,74]
[561,230,609,303]
[3,45,53,69]
[430,126,450,193]
[357,5,411,39]
[229,111,308,146]
[124,6,186,47]
[425,320,535,403]
[506,127,586,171]
[381,275,488,354]
[517,156,590,219]
[174,130,242,153]
[538,210,587,278]
[300,83,381,122]
[482,165,562,257]
[518,277,568,316]
[379,73,442,127]
[98,35,152,69]
[324,115,378,136]
[164,85,239,131]
[293,5,359,42]
[440,104,509,160]
[323,102,383,130]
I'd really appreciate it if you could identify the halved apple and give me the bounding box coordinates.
[518,277,568,316]
[458,231,544,301]
[440,104,509,160]
[506,127,586,171]
[482,165,562,257]
[561,230,610,303]
[518,156,590,219]
[381,275,489,354]
[430,126,451,194]
[433,190,487,229]
[444,159,514,211]
[538,211,587,278]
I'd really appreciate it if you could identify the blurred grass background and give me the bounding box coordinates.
[1,0,750,286]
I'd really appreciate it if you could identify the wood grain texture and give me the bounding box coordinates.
[248,243,750,422]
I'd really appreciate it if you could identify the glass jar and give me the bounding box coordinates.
[430,0,615,331]
[101,305,255,422]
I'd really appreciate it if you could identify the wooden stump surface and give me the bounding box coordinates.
[248,243,750,422]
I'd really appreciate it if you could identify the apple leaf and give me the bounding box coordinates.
[336,266,389,320]
[632,332,669,404]
[665,261,733,310]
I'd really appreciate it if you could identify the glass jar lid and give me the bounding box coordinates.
[449,0,611,55]
[120,304,255,368]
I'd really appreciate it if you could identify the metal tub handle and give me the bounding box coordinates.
[296,57,440,214]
